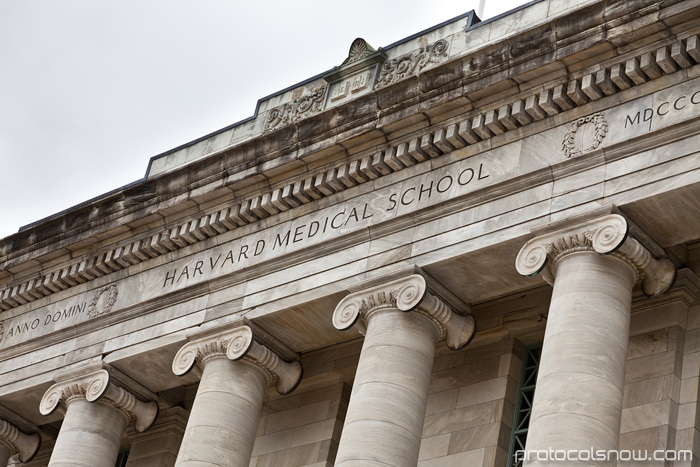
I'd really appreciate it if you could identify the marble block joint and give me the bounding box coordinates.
[333,273,476,350]
[516,213,676,297]
[0,419,40,465]
[172,324,302,395]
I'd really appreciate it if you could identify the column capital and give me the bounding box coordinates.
[0,419,40,463]
[39,369,158,432]
[172,324,302,395]
[516,213,676,297]
[333,274,476,350]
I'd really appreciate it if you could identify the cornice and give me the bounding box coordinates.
[1,30,698,313]
[1,2,699,305]
[39,369,158,433]
[516,212,676,297]
[172,324,302,395]
[333,273,476,350]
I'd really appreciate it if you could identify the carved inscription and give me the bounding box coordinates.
[163,203,374,288]
[386,163,489,211]
[163,161,491,289]
[1,158,494,348]
[624,90,700,130]
[331,71,373,102]
[0,301,87,343]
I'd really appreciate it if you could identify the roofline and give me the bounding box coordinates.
[17,2,544,234]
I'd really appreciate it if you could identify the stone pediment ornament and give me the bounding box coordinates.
[342,38,377,66]
[562,112,608,158]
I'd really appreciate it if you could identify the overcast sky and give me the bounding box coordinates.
[0,0,528,240]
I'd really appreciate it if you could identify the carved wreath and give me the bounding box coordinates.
[87,284,119,319]
[562,112,608,158]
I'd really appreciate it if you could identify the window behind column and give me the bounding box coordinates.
[114,447,130,467]
[507,342,542,467]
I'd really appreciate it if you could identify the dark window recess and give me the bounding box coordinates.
[115,447,130,467]
[507,342,542,467]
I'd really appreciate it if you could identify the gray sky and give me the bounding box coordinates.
[0,0,527,240]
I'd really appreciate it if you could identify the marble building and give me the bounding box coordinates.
[2,0,700,466]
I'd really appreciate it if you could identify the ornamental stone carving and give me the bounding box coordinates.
[263,85,328,133]
[333,274,475,350]
[0,419,40,463]
[516,213,676,297]
[375,39,450,89]
[87,284,119,318]
[343,38,376,65]
[172,324,302,395]
[40,369,158,432]
[562,112,607,158]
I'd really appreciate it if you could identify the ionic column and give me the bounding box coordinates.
[516,213,676,465]
[332,273,476,467]
[172,324,302,467]
[0,419,40,467]
[40,369,158,467]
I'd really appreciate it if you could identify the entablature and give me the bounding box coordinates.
[2,0,700,316]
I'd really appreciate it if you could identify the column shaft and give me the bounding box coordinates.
[335,309,439,467]
[524,252,636,466]
[48,399,128,467]
[174,356,268,467]
[0,441,11,467]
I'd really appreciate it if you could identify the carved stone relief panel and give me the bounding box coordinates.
[375,38,450,89]
[263,85,328,133]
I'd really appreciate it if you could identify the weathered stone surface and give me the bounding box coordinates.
[4,1,700,465]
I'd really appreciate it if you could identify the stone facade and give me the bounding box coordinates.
[2,1,700,466]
